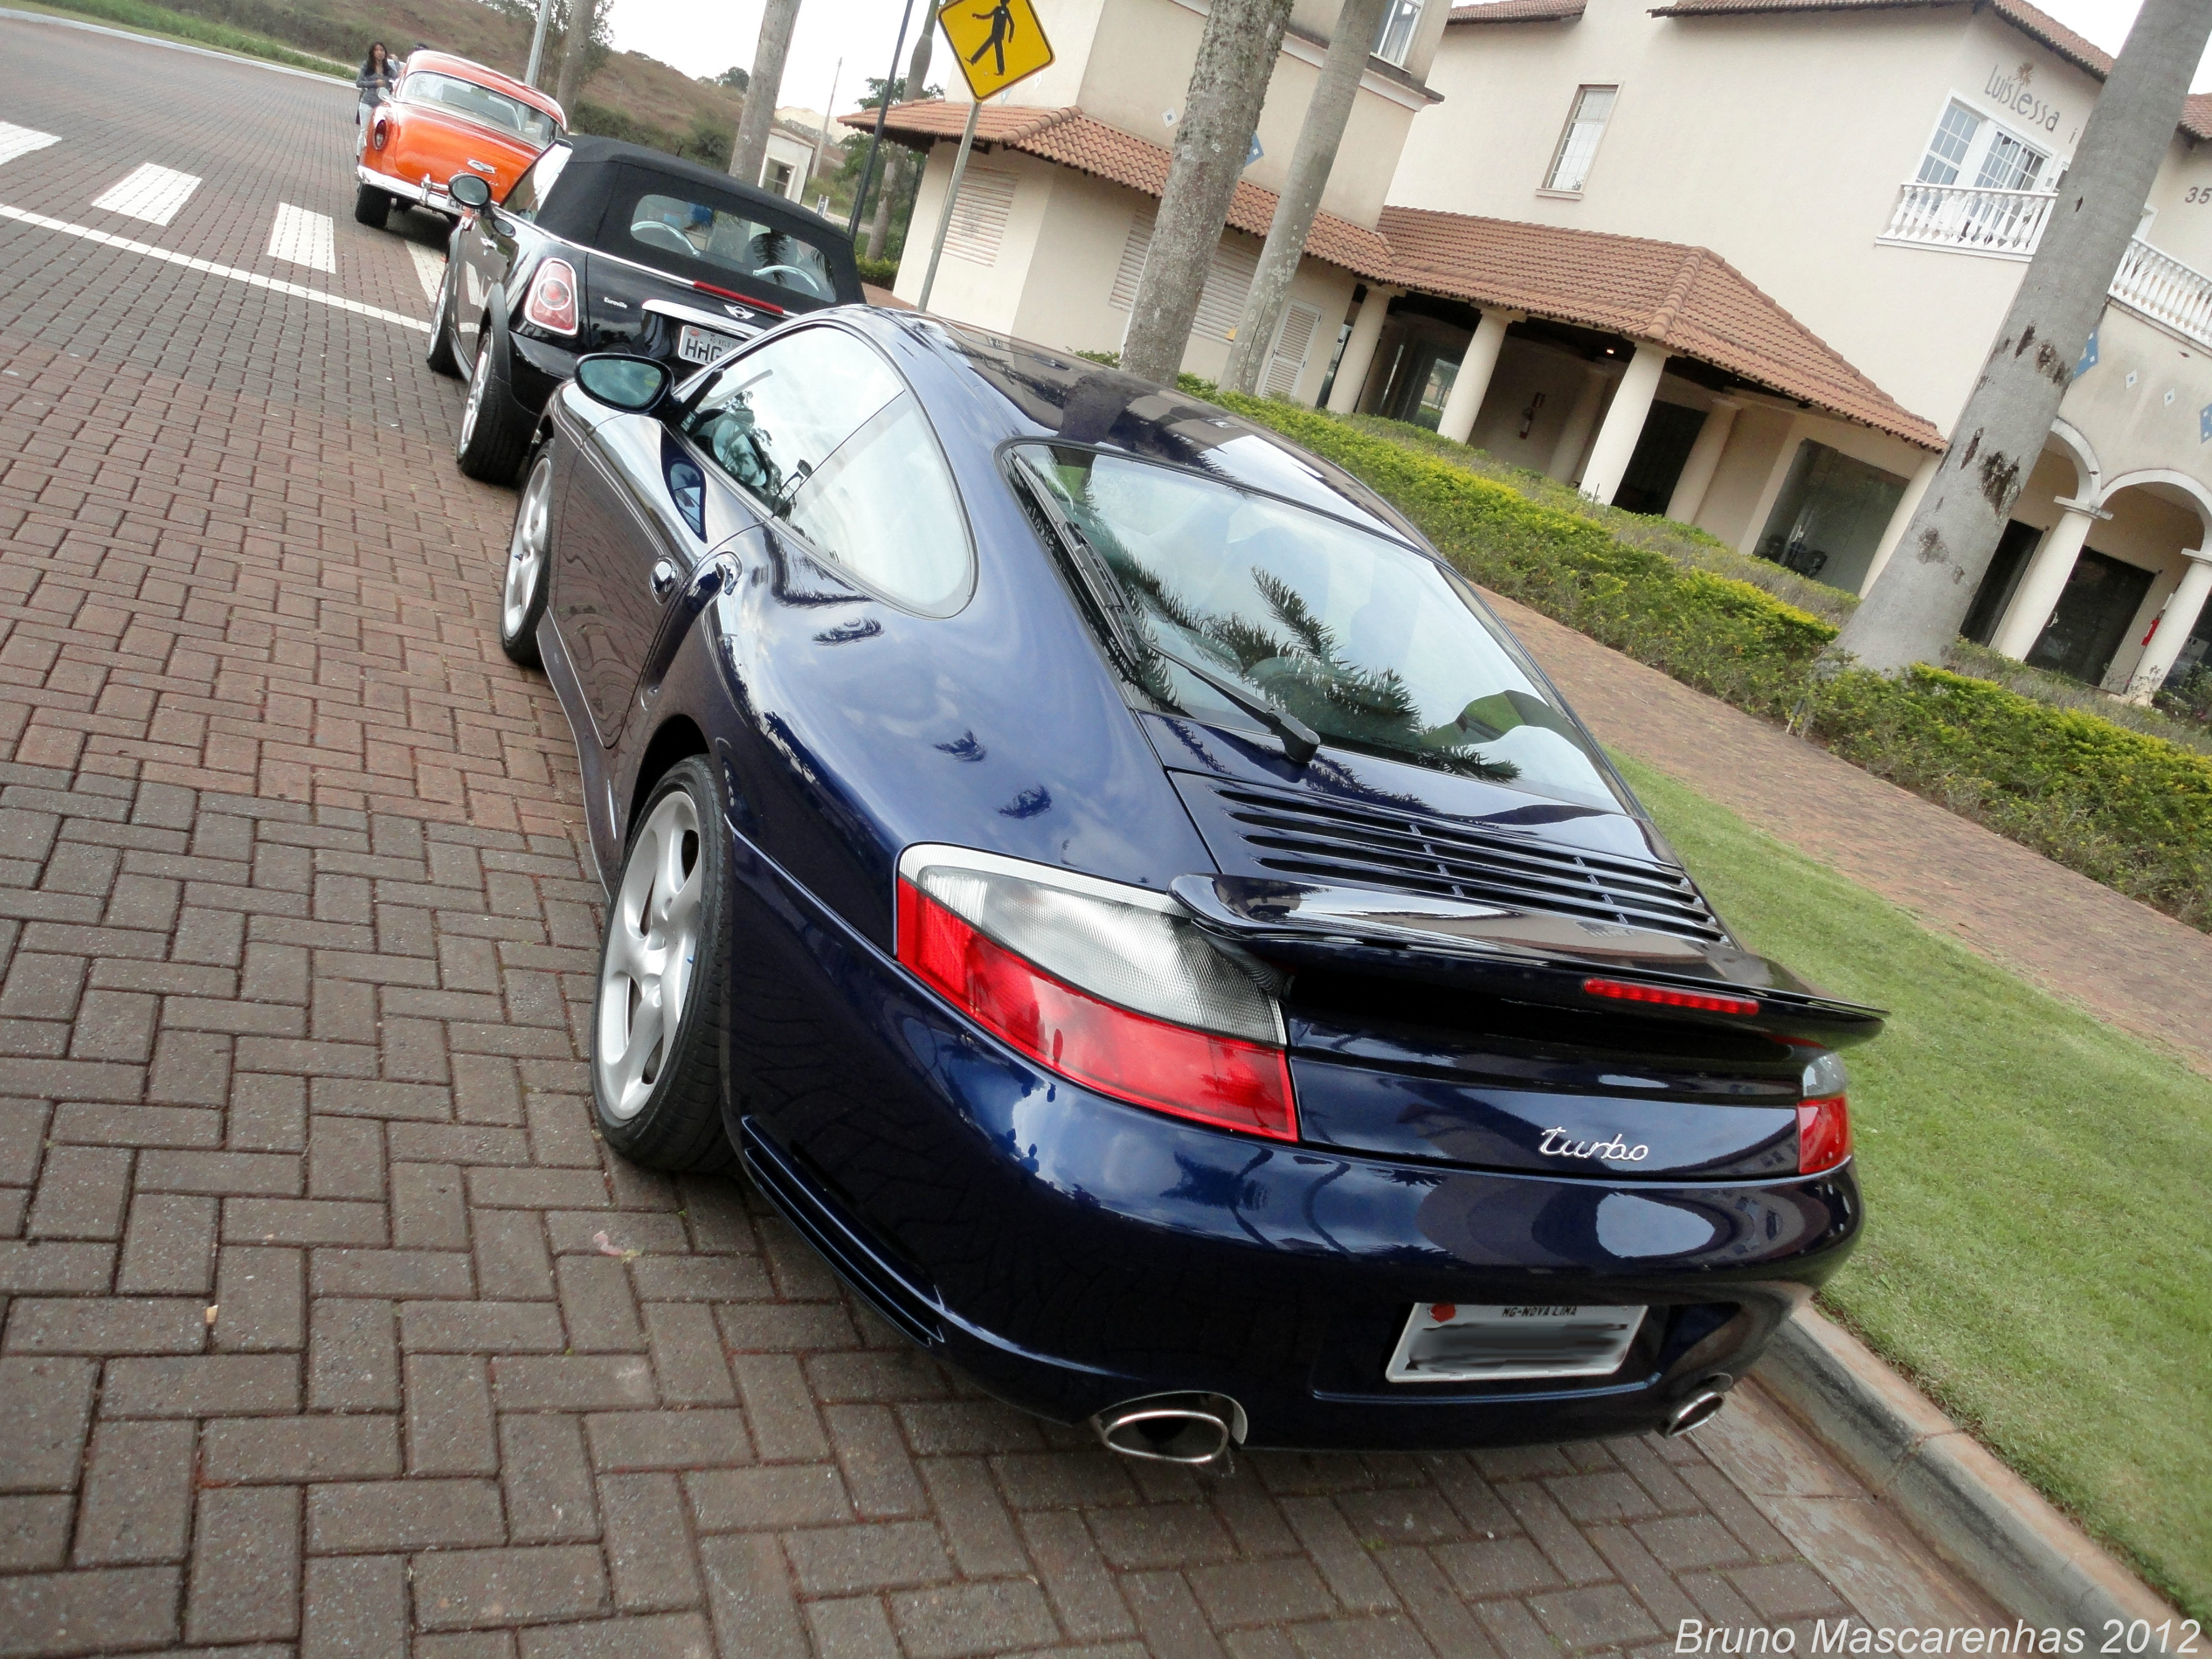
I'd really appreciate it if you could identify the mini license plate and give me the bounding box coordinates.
[1385,1302,1646,1383]
[678,323,740,366]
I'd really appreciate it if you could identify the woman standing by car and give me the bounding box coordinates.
[355,43,395,127]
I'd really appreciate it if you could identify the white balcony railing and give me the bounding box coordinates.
[1881,182,2212,349]
[1881,181,2055,258]
[2108,237,2212,349]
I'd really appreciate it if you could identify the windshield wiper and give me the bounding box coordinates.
[1011,462,1318,768]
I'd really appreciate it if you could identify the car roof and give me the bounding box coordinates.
[546,136,853,247]
[862,313,1424,548]
[400,50,566,124]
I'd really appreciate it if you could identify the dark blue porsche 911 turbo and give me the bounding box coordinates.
[497,305,1880,1463]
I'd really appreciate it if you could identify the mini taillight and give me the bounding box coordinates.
[524,257,579,334]
[1583,977,1760,1016]
[895,850,1296,1142]
[1796,1095,1851,1174]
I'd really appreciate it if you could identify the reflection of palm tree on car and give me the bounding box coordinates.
[969,1,1016,76]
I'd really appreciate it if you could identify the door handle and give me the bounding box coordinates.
[649,560,681,602]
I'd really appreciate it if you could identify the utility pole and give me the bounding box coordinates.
[553,0,600,112]
[1120,0,1292,387]
[1834,0,2212,674]
[868,14,936,260]
[729,0,802,186]
[1222,0,1390,396]
[523,0,554,87]
[806,58,840,199]
[848,0,915,239]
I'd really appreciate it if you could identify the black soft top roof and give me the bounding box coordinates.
[535,135,854,255]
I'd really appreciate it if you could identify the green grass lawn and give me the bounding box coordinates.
[6,0,349,77]
[1614,753,2212,1615]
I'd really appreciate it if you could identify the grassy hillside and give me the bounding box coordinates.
[134,0,739,139]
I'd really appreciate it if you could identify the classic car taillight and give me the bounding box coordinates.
[895,848,1296,1142]
[524,257,579,335]
[371,116,389,151]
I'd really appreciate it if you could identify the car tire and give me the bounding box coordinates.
[591,758,735,1173]
[353,180,391,227]
[456,325,533,485]
[425,262,461,377]
[499,448,554,668]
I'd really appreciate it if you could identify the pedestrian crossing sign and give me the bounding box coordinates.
[938,0,1055,102]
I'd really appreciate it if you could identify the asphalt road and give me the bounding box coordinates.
[0,18,2002,1659]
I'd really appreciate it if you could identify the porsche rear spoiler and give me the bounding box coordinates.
[1171,875,1884,1048]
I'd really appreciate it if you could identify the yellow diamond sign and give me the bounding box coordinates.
[938,0,1055,102]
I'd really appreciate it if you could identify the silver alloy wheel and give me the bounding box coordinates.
[460,335,489,451]
[504,458,551,640]
[596,789,705,1123]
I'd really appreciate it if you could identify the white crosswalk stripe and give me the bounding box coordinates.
[0,123,61,168]
[0,203,429,332]
[268,201,334,272]
[90,161,200,226]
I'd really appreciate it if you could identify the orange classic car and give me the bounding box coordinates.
[356,50,565,228]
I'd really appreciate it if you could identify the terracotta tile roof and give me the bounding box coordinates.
[1380,205,1942,447]
[1447,0,1589,23]
[844,102,1399,280]
[850,101,1939,447]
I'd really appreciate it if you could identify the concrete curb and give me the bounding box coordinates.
[1756,1305,2174,1629]
[0,7,348,83]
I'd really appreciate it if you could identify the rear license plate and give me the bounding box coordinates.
[678,323,739,366]
[1386,1302,1646,1383]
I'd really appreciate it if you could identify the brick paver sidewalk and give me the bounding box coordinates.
[0,22,2004,1659]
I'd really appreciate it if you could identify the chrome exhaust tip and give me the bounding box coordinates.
[1663,1389,1729,1437]
[1090,1392,1249,1467]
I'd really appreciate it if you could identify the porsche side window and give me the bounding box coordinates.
[682,329,971,613]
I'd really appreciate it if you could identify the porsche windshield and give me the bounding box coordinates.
[1012,444,1623,810]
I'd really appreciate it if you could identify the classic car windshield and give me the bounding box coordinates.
[399,71,561,145]
[1013,444,1624,809]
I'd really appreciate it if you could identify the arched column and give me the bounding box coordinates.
[2128,551,2212,700]
[1437,309,1522,446]
[1663,397,1739,525]
[1578,341,1668,505]
[1325,288,1399,416]
[1990,496,2110,660]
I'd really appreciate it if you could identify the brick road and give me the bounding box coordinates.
[0,21,2002,1658]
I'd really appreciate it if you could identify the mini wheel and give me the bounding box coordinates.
[425,259,461,377]
[499,448,554,667]
[456,325,533,484]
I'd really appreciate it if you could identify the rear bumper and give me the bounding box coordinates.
[724,843,1862,1451]
[358,163,456,217]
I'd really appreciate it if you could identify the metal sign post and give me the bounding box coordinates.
[523,0,554,87]
[914,0,1054,312]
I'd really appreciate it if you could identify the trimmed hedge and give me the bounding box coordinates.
[1217,393,2212,932]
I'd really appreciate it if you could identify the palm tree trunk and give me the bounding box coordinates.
[1222,0,1391,396]
[728,0,802,185]
[1120,0,1293,387]
[553,0,599,113]
[1834,0,2212,674]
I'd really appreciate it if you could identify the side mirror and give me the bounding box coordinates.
[447,173,492,210]
[575,354,674,414]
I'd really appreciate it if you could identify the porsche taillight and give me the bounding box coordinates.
[524,257,578,335]
[1796,1051,1851,1174]
[895,849,1296,1142]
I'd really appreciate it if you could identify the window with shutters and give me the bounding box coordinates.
[1108,213,1258,342]
[944,168,1017,267]
[1264,300,1322,399]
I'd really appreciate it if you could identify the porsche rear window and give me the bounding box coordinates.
[624,193,841,306]
[398,71,560,145]
[1014,445,1625,809]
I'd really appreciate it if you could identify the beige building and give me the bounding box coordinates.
[857,0,2212,699]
